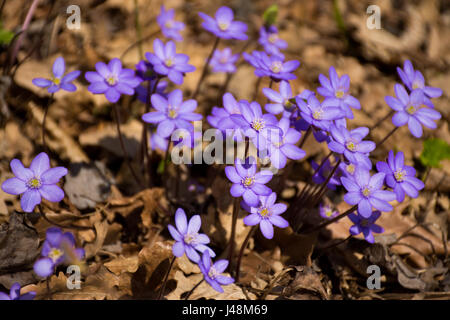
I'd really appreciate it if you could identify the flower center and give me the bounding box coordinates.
[183,233,197,245]
[48,248,64,263]
[412,81,422,90]
[168,106,178,119]
[335,90,345,98]
[283,99,294,110]
[259,207,271,218]
[346,164,355,175]
[106,75,117,86]
[242,176,254,188]
[394,169,406,182]
[52,77,61,85]
[270,61,283,73]
[325,208,334,217]
[251,118,265,131]
[208,267,218,279]
[360,219,370,227]
[165,20,174,28]
[406,105,416,115]
[346,141,357,152]
[268,33,278,44]
[312,110,323,120]
[165,58,174,67]
[27,177,41,189]
[362,186,371,197]
[219,56,229,64]
[218,22,229,31]
[272,139,284,148]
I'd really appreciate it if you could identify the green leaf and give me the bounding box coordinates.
[420,138,450,168]
[0,28,14,45]
[263,4,278,27]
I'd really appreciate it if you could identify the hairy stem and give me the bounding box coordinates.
[227,197,240,267]
[377,126,398,148]
[184,279,204,300]
[157,256,176,300]
[9,0,40,67]
[298,126,312,149]
[235,226,256,282]
[302,204,358,234]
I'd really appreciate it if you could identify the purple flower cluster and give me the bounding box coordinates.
[168,208,234,293]
[85,58,141,103]
[385,84,441,138]
[242,192,289,239]
[376,150,424,202]
[210,48,239,73]
[0,283,35,300]
[32,57,80,93]
[34,227,85,278]
[225,157,273,207]
[258,25,287,56]
[243,51,300,81]
[341,166,395,218]
[168,208,215,263]
[157,5,185,41]
[146,39,196,85]
[1,152,67,212]
[318,66,361,119]
[198,6,248,40]
[142,89,202,139]
[348,211,384,243]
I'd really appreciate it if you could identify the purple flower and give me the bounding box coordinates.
[230,101,279,151]
[397,60,442,108]
[135,80,168,103]
[317,66,361,119]
[168,208,215,263]
[150,132,169,151]
[198,6,248,40]
[145,39,195,85]
[135,60,156,82]
[198,251,234,293]
[348,211,384,243]
[266,117,305,169]
[85,58,141,103]
[328,125,375,169]
[385,84,441,138]
[339,161,360,178]
[242,192,288,239]
[311,157,342,190]
[225,157,273,207]
[296,95,344,131]
[157,5,185,41]
[258,25,287,56]
[376,150,424,203]
[34,227,85,278]
[142,89,202,138]
[1,152,67,212]
[319,204,339,219]
[0,283,35,300]
[32,57,80,93]
[263,80,296,117]
[243,51,300,81]
[341,167,396,218]
[210,48,239,73]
